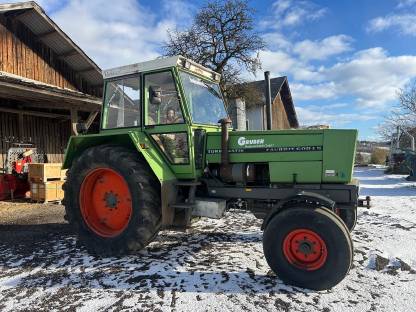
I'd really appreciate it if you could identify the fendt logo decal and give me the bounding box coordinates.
[237,137,265,146]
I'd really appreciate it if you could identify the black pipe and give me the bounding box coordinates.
[264,71,272,130]
[219,117,232,166]
[219,117,233,182]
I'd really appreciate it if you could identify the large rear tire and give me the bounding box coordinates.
[263,207,353,290]
[63,145,161,256]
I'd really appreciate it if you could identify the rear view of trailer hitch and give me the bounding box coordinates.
[358,196,371,209]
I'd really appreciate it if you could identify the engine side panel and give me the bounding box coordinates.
[205,129,357,184]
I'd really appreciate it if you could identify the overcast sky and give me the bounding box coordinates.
[26,0,416,140]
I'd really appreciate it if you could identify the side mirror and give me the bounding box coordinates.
[149,86,162,105]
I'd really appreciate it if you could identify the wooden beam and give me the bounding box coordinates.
[85,111,99,129]
[14,9,34,20]
[0,106,70,119]
[78,67,96,74]
[16,101,88,112]
[70,108,78,136]
[18,109,24,140]
[37,30,56,40]
[58,49,78,59]
[0,80,102,107]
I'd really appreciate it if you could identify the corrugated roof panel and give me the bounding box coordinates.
[18,10,51,35]
[65,54,91,71]
[81,71,103,86]
[0,2,103,93]
[42,34,72,55]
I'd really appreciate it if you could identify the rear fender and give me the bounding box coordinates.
[63,131,177,226]
[63,132,174,180]
[261,191,335,230]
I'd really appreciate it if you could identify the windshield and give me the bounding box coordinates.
[179,71,227,125]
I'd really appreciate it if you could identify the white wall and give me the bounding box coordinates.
[246,106,264,130]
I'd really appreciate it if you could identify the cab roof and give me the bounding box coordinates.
[102,56,221,82]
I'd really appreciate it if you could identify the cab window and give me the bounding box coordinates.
[144,71,184,125]
[103,75,141,129]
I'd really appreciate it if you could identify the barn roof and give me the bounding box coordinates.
[0,70,101,110]
[239,76,299,128]
[0,1,102,89]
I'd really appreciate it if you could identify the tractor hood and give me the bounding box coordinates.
[205,129,358,184]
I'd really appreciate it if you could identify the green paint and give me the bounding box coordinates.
[205,129,357,183]
[269,161,323,183]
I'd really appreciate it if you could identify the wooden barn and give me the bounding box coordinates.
[0,1,102,170]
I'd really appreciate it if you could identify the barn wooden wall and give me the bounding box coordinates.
[0,111,71,170]
[0,16,101,97]
[272,94,290,129]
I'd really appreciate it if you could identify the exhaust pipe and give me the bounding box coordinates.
[219,117,233,181]
[219,117,232,166]
[217,117,255,183]
[264,71,272,130]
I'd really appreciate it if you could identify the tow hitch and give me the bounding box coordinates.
[358,196,371,209]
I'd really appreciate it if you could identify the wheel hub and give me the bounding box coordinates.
[104,191,119,209]
[283,228,328,271]
[298,240,313,255]
[79,168,133,237]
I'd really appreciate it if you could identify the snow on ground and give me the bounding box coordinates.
[0,167,415,311]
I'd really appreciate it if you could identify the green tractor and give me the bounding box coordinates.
[63,56,365,290]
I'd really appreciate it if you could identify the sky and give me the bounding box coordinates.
[24,0,416,140]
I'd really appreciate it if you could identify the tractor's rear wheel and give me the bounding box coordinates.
[63,145,161,255]
[263,207,353,290]
[338,208,357,232]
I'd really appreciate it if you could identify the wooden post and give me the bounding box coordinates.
[18,109,24,142]
[70,108,78,136]
[85,110,99,129]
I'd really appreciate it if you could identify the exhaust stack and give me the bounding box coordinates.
[264,71,272,130]
[219,117,232,166]
[218,117,233,181]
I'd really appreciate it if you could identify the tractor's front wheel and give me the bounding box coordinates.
[263,207,353,290]
[63,145,161,255]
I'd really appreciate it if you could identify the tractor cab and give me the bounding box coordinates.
[100,56,227,177]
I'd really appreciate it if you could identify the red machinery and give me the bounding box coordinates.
[0,145,44,200]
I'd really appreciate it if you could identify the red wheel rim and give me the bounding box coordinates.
[283,228,328,271]
[79,168,132,237]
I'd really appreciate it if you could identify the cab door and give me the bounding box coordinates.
[143,70,194,179]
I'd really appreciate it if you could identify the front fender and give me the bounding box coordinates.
[261,191,335,230]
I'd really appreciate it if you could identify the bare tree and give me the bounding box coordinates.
[398,80,416,117]
[378,80,416,140]
[163,0,265,95]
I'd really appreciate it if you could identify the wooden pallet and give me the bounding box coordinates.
[28,163,67,183]
[30,180,64,203]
